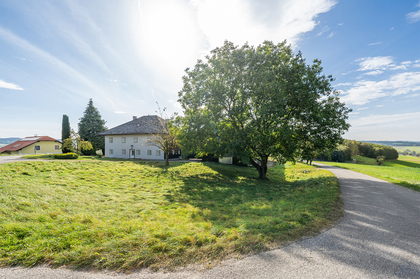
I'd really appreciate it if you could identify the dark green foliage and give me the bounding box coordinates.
[53,153,78,159]
[178,41,351,179]
[376,156,385,165]
[78,99,107,152]
[358,142,398,160]
[61,115,71,153]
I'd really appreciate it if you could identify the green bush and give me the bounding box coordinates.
[53,153,78,159]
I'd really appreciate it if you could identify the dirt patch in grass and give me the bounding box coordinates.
[0,161,342,271]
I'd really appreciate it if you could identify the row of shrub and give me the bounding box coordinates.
[53,153,78,159]
[358,142,398,160]
[317,140,398,163]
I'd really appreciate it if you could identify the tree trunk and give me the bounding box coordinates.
[249,156,268,180]
[165,153,169,166]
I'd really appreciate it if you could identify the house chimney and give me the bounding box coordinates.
[133,116,137,120]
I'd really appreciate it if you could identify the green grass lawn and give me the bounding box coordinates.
[0,161,342,271]
[317,155,420,192]
[22,154,127,161]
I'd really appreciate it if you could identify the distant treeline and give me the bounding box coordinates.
[0,138,20,144]
[362,141,420,147]
[319,140,399,162]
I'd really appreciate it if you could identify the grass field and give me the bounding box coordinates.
[317,155,420,192]
[391,146,420,153]
[0,161,342,271]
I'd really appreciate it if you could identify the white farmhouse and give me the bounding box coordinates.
[98,115,165,160]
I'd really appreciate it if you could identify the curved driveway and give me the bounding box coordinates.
[1,163,419,278]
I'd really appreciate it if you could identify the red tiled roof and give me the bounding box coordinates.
[0,136,60,153]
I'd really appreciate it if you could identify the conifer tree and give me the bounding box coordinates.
[78,99,107,155]
[61,115,71,153]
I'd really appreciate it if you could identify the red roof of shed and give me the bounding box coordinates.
[0,136,60,153]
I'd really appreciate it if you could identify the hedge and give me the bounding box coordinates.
[53,153,78,159]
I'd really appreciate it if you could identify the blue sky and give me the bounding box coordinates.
[0,0,419,141]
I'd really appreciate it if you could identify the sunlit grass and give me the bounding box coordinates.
[318,156,420,192]
[0,161,342,271]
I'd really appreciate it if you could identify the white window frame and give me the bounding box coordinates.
[109,137,113,143]
[134,137,138,143]
[55,145,59,150]
[136,150,140,155]
[34,145,41,150]
[156,150,161,156]
[109,149,113,154]
[121,137,126,143]
[147,150,152,156]
[122,149,126,155]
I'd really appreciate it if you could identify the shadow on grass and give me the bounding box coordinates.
[160,162,341,254]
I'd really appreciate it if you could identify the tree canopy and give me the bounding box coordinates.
[178,40,351,179]
[78,99,107,154]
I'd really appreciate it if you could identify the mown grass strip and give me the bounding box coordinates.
[0,161,342,271]
[317,156,420,192]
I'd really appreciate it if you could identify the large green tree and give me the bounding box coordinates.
[61,115,71,153]
[178,41,351,179]
[78,99,107,155]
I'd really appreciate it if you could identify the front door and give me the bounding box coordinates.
[131,149,135,159]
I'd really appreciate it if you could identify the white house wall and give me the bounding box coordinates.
[104,134,164,160]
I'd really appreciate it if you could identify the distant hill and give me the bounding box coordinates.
[361,141,420,147]
[0,137,20,145]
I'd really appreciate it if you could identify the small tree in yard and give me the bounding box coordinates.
[178,40,351,179]
[147,103,179,166]
[78,99,107,155]
[62,129,93,155]
[61,115,71,153]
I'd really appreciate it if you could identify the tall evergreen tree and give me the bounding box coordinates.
[61,115,71,153]
[78,99,107,155]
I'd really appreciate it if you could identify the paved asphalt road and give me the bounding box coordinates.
[1,163,419,278]
[0,155,31,164]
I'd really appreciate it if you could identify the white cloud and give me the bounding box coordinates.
[337,23,343,26]
[352,112,420,127]
[367,42,382,46]
[317,25,330,36]
[364,70,383,75]
[114,111,126,114]
[327,31,336,38]
[389,65,407,71]
[376,105,384,107]
[191,0,337,48]
[356,56,394,71]
[340,71,420,105]
[335,82,352,86]
[0,80,24,90]
[357,107,369,111]
[390,27,394,30]
[406,2,420,23]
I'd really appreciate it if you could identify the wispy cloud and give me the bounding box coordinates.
[364,70,383,75]
[352,112,420,127]
[0,79,24,90]
[356,56,394,71]
[406,1,420,23]
[340,71,420,105]
[191,0,337,48]
[368,42,382,46]
[114,111,126,114]
[317,25,330,36]
[327,32,336,38]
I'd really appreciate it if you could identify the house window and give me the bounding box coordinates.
[147,150,152,156]
[178,150,181,154]
[109,137,113,143]
[109,149,113,154]
[34,145,40,150]
[136,150,140,155]
[121,137,126,143]
[134,137,138,143]
[122,149,126,155]
[156,150,161,156]
[55,145,59,150]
